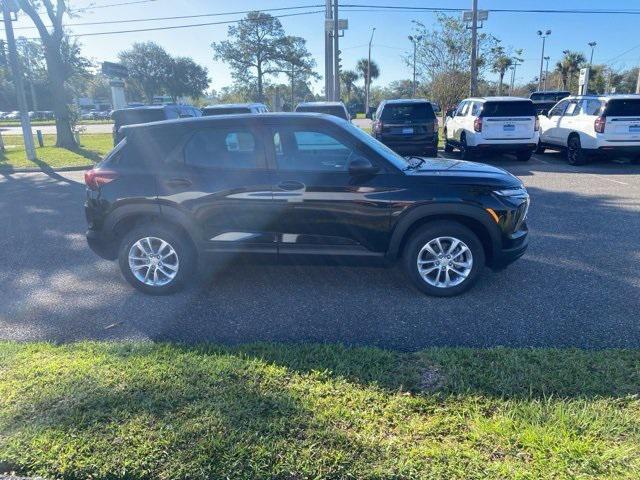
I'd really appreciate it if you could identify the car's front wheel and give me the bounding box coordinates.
[443,129,454,153]
[516,150,533,161]
[403,221,485,297]
[118,223,195,295]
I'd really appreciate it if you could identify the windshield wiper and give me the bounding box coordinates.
[403,156,426,170]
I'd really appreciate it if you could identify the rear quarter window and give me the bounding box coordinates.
[604,99,640,116]
[481,101,536,117]
[380,103,435,122]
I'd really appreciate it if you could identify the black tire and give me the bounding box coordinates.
[443,129,454,153]
[566,135,587,166]
[425,148,438,157]
[118,223,196,295]
[460,134,473,160]
[535,142,546,154]
[402,221,485,297]
[516,150,532,161]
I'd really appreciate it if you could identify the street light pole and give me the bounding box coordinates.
[365,27,375,117]
[2,0,36,161]
[537,30,551,91]
[585,41,597,95]
[588,41,597,66]
[408,35,422,97]
[324,0,333,101]
[333,0,340,100]
[469,0,479,96]
[544,56,550,90]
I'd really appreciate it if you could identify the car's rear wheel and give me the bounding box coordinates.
[425,147,438,157]
[460,134,473,160]
[535,142,545,154]
[516,150,532,161]
[118,223,195,295]
[567,135,587,165]
[403,221,485,297]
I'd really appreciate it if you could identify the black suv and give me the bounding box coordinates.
[529,91,570,115]
[85,113,529,296]
[372,99,439,157]
[112,105,202,145]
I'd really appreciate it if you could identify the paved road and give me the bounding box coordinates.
[1,152,639,349]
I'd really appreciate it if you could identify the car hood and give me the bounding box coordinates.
[403,158,522,187]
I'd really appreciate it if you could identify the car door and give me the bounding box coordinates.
[452,101,469,142]
[542,99,569,145]
[155,121,277,253]
[557,99,581,145]
[265,119,392,255]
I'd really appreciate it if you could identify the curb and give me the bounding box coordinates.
[0,165,91,174]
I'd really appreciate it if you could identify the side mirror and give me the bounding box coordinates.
[348,156,379,176]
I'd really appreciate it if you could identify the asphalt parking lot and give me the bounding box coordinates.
[1,152,639,350]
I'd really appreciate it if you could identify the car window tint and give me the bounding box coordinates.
[604,99,640,116]
[481,101,535,117]
[564,101,580,116]
[548,100,569,117]
[184,128,262,169]
[379,103,435,122]
[471,102,481,116]
[273,128,353,171]
[456,102,468,116]
[582,99,603,116]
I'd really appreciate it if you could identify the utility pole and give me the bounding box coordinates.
[469,0,478,96]
[333,0,340,100]
[2,0,36,161]
[408,35,422,97]
[365,27,375,117]
[585,41,596,94]
[636,67,640,94]
[324,0,333,101]
[544,56,550,90]
[537,30,551,91]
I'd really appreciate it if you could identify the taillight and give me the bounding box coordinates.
[594,116,606,133]
[474,117,482,132]
[534,116,540,131]
[84,168,119,191]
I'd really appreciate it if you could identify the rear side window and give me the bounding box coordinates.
[581,99,603,116]
[184,128,263,169]
[481,101,536,117]
[380,103,435,123]
[604,99,640,116]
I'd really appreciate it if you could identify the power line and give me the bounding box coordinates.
[4,4,324,31]
[67,9,324,38]
[70,0,160,12]
[340,4,640,15]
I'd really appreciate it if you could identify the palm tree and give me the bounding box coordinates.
[491,47,513,95]
[340,70,360,101]
[556,51,586,92]
[356,58,380,89]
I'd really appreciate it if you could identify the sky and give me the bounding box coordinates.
[5,0,640,94]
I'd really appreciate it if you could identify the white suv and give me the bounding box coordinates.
[538,95,640,165]
[444,97,539,161]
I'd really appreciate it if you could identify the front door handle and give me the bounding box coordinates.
[277,180,305,191]
[165,178,192,188]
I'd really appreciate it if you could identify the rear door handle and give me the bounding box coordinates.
[165,178,192,188]
[277,180,305,191]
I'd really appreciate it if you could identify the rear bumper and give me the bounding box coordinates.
[86,228,118,260]
[593,145,640,155]
[474,142,537,152]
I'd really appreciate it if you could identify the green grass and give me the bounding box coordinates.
[1,343,638,479]
[0,133,112,170]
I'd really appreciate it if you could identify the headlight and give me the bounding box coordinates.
[493,186,528,198]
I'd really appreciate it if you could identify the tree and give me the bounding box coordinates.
[386,79,414,99]
[18,0,79,147]
[490,46,513,95]
[356,58,380,88]
[340,70,359,101]
[165,57,210,101]
[212,11,286,102]
[278,36,318,109]
[119,42,172,103]
[556,51,586,93]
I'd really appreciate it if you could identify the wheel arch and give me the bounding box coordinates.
[387,204,500,263]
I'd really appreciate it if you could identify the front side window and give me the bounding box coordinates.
[184,128,263,169]
[456,102,469,116]
[549,100,569,117]
[272,127,354,172]
[564,101,580,116]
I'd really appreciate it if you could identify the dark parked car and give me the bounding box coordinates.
[295,101,350,120]
[202,103,269,116]
[372,99,439,157]
[529,91,570,115]
[111,105,201,144]
[85,113,529,297]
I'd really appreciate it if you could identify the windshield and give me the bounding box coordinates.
[296,105,348,119]
[113,109,166,127]
[380,103,435,123]
[344,122,407,170]
[530,92,569,102]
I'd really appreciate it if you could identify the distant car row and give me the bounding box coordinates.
[443,93,640,165]
[0,110,55,121]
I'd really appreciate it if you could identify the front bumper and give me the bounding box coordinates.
[490,230,529,269]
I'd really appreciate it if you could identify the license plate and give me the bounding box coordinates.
[629,125,640,133]
[503,124,515,132]
[402,127,414,134]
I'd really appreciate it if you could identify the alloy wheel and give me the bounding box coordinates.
[416,236,473,288]
[128,236,179,287]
